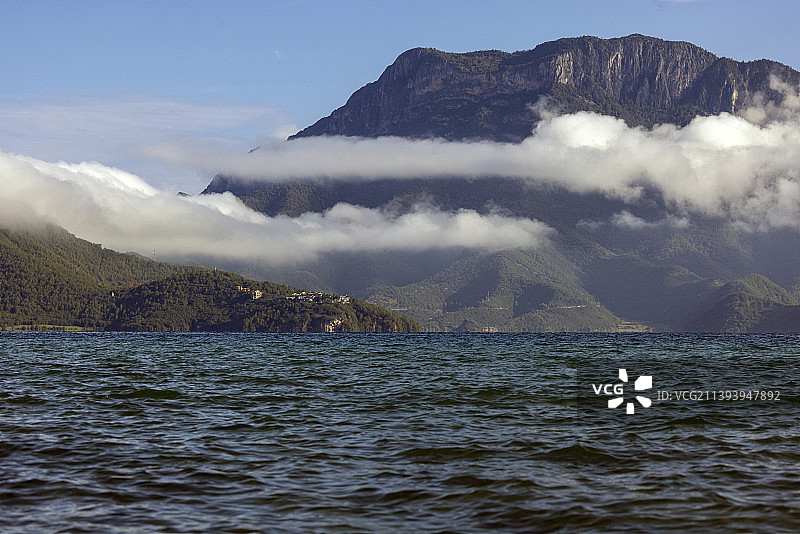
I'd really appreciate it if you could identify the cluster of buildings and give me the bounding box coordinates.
[235,286,352,304]
[236,286,263,300]
[286,291,351,304]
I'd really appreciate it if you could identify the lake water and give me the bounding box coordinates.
[1,332,799,533]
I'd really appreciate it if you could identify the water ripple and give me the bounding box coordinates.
[1,332,800,532]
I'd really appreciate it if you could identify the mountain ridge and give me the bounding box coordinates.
[287,34,798,142]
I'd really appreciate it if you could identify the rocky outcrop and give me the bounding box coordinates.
[289,34,799,142]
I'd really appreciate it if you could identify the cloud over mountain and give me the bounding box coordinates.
[150,77,800,231]
[8,76,797,268]
[0,152,550,264]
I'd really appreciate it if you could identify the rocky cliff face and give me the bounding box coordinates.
[290,34,799,142]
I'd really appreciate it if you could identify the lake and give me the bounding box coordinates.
[1,332,799,532]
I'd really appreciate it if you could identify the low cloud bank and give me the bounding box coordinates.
[611,211,691,231]
[0,152,551,264]
[147,76,800,231]
[6,76,800,265]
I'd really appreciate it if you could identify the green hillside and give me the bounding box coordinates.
[0,224,195,286]
[0,224,420,332]
[0,224,192,328]
[368,247,620,332]
[110,270,420,332]
[686,274,800,333]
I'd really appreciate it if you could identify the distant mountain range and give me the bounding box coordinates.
[207,34,800,332]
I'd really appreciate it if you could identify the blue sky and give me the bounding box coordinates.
[1,0,798,192]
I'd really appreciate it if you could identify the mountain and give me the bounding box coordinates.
[288,34,799,142]
[367,246,620,333]
[685,274,800,333]
[0,223,420,332]
[204,35,800,332]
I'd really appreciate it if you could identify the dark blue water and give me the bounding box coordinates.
[1,333,799,533]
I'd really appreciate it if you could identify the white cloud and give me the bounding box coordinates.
[0,151,551,265]
[5,75,800,268]
[144,81,800,231]
[740,75,800,126]
[611,211,691,230]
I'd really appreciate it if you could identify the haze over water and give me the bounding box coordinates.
[2,332,799,533]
